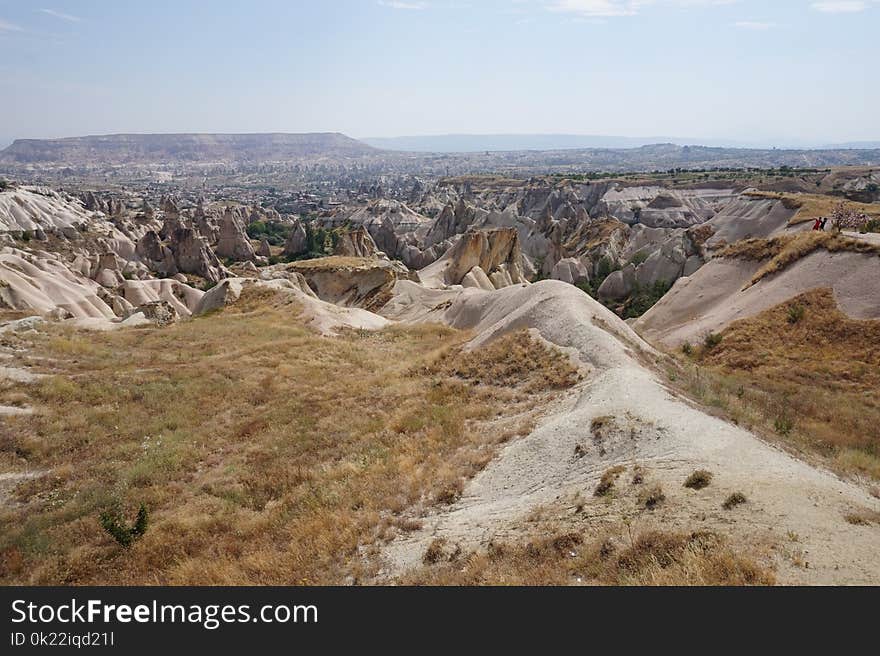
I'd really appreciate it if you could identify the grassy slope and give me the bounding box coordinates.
[670,289,880,481]
[745,191,880,226]
[719,231,880,287]
[0,294,578,584]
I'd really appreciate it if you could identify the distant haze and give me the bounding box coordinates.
[362,134,880,153]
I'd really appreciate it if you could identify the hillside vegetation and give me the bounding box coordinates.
[673,289,880,480]
[719,231,880,287]
[0,291,578,584]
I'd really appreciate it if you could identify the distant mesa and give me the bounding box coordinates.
[0,132,379,165]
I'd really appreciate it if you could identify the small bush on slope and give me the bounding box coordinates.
[100,504,148,548]
[723,492,748,510]
[787,304,805,325]
[684,470,713,490]
[638,484,666,510]
[594,465,626,497]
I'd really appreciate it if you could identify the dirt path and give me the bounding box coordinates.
[380,281,880,584]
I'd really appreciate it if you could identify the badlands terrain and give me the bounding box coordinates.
[0,136,879,585]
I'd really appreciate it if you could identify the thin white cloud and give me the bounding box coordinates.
[811,1,868,12]
[0,18,24,32]
[546,0,739,18]
[40,8,82,22]
[547,1,639,17]
[734,20,774,29]
[378,0,429,9]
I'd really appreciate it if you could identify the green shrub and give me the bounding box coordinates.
[703,332,723,350]
[774,415,794,436]
[595,256,616,279]
[681,342,693,356]
[100,503,149,548]
[298,224,345,259]
[574,279,594,297]
[787,304,805,325]
[630,251,650,266]
[246,220,291,246]
[622,279,672,319]
[590,257,621,297]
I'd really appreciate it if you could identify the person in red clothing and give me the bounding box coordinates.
[812,217,822,231]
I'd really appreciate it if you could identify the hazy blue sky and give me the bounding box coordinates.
[1,0,878,144]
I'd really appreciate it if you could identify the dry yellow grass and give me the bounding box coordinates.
[719,231,880,286]
[286,256,375,270]
[421,330,581,393]
[401,528,774,586]
[594,465,626,497]
[671,289,880,480]
[0,296,578,585]
[745,191,880,226]
[563,218,627,253]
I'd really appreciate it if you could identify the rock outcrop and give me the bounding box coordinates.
[598,264,637,300]
[215,209,256,262]
[419,227,527,290]
[124,300,179,327]
[283,218,309,258]
[596,225,709,300]
[550,257,590,287]
[277,256,407,312]
[334,226,379,258]
[170,228,225,283]
[122,278,204,318]
[0,247,116,319]
[0,187,93,234]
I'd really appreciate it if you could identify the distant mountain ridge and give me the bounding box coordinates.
[362,133,880,153]
[0,132,378,164]
[2,132,879,175]
[362,134,700,152]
